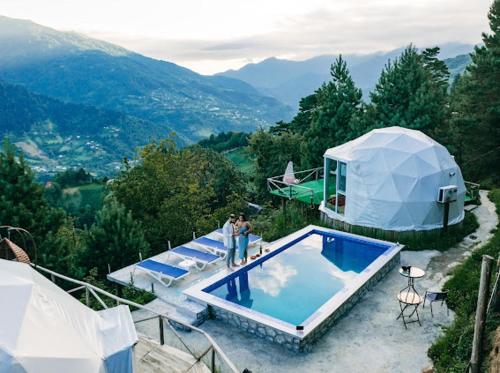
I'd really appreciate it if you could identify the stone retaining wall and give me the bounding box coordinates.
[209,252,400,352]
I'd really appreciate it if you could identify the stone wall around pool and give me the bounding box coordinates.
[208,252,401,352]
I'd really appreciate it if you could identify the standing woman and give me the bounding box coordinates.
[237,213,252,265]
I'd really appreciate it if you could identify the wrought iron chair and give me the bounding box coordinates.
[423,290,449,317]
[397,290,423,329]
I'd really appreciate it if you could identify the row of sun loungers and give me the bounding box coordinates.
[133,229,262,288]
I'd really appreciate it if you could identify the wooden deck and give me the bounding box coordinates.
[269,177,335,205]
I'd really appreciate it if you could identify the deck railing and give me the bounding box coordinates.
[267,167,324,202]
[465,181,481,204]
[32,263,239,373]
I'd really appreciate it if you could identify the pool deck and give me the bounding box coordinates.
[107,231,266,322]
[131,191,497,372]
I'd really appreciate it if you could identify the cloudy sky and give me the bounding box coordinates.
[0,0,492,74]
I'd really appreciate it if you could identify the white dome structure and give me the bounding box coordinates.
[0,259,138,373]
[320,126,465,231]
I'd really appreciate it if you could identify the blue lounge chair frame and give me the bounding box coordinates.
[134,259,189,288]
[192,236,228,258]
[214,228,263,246]
[169,245,221,270]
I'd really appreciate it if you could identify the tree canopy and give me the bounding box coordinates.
[441,0,500,184]
[367,46,449,135]
[111,139,248,252]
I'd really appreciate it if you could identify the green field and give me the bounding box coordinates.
[62,183,106,211]
[224,147,254,174]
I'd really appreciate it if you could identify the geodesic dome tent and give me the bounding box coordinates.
[0,259,138,373]
[320,126,465,231]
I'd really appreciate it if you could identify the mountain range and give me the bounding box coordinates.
[0,15,474,177]
[0,15,293,176]
[0,16,293,140]
[219,44,474,108]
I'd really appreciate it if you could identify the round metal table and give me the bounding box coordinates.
[399,266,425,295]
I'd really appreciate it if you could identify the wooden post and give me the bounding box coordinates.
[470,255,494,373]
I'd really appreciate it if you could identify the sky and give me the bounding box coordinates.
[0,0,493,74]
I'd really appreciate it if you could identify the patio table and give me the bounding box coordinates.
[399,266,425,295]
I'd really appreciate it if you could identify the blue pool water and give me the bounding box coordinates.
[204,230,392,326]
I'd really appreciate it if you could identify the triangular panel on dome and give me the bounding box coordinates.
[391,173,419,201]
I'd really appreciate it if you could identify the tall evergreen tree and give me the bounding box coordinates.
[444,0,500,183]
[368,46,449,135]
[301,56,363,168]
[81,197,150,278]
[248,130,303,200]
[0,139,79,274]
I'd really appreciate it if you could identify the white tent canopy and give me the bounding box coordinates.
[321,126,466,231]
[0,260,138,373]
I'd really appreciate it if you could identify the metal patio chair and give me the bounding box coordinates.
[397,290,423,329]
[423,290,449,317]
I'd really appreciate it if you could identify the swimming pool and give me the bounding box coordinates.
[184,225,402,352]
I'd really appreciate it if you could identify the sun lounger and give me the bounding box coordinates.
[134,259,189,288]
[192,236,228,258]
[169,245,220,270]
[214,228,263,245]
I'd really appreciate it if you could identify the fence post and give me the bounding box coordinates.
[159,316,165,345]
[85,287,90,306]
[470,255,494,373]
[487,255,500,314]
[211,347,216,373]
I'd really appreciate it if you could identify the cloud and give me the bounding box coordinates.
[251,261,298,297]
[96,0,490,74]
[5,0,490,74]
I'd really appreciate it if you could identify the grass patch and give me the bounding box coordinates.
[76,183,106,211]
[225,147,254,175]
[428,189,500,372]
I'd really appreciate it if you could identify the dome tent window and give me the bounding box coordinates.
[320,126,466,232]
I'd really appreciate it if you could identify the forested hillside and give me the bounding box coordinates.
[0,16,292,144]
[0,80,172,177]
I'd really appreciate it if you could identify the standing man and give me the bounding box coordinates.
[223,214,238,268]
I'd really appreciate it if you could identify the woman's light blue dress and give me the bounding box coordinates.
[238,225,249,260]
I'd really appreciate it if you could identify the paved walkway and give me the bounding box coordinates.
[135,191,497,373]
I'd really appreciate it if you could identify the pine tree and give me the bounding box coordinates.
[301,56,363,168]
[249,129,303,199]
[0,139,78,274]
[445,0,500,183]
[368,46,449,135]
[81,197,150,279]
